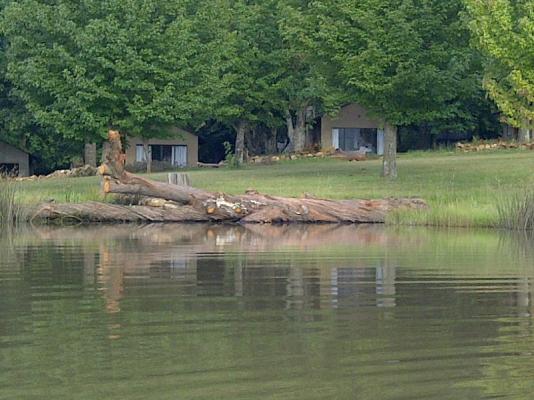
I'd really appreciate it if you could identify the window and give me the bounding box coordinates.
[135,144,187,166]
[332,128,379,153]
[0,163,19,177]
[136,145,148,162]
[171,146,187,167]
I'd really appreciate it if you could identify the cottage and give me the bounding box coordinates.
[0,140,31,177]
[321,103,385,155]
[125,128,198,168]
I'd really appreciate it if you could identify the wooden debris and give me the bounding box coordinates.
[456,140,534,152]
[31,130,429,224]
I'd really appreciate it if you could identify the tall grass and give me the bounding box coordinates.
[0,179,24,226]
[497,188,534,231]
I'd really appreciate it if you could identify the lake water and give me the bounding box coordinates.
[1,224,533,399]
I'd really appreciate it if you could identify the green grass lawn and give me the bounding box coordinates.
[15,149,534,228]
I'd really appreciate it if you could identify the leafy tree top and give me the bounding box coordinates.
[2,0,229,140]
[313,0,484,127]
[466,0,533,128]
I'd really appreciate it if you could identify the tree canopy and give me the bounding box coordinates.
[2,0,228,142]
[466,0,533,134]
[0,0,513,175]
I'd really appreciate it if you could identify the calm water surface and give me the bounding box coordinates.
[1,224,534,399]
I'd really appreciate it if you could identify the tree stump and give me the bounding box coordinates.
[168,173,191,187]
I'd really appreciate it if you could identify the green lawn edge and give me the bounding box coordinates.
[14,149,534,228]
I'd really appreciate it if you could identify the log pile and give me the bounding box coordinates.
[31,131,428,224]
[456,140,534,152]
[14,165,97,182]
[248,148,373,164]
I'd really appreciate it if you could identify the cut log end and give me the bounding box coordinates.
[108,130,121,141]
[102,178,111,193]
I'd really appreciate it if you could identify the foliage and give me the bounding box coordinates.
[0,0,517,170]
[466,0,534,129]
[223,141,240,168]
[275,1,346,130]
[2,0,228,143]
[214,0,285,129]
[313,0,487,129]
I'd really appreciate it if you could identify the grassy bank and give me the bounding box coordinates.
[14,149,534,228]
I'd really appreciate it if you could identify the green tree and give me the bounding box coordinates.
[314,0,484,177]
[0,0,81,172]
[215,0,285,163]
[2,0,227,172]
[466,0,533,142]
[276,0,323,152]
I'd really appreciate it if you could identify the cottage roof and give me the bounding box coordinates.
[0,139,31,154]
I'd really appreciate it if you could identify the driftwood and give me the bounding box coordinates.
[31,130,428,224]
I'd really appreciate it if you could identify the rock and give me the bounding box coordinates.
[43,165,97,179]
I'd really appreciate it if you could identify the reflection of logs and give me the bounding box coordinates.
[31,130,428,224]
[32,223,415,254]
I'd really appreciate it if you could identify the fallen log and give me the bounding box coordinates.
[31,201,210,223]
[31,130,428,224]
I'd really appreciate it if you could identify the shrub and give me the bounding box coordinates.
[223,141,240,168]
[497,188,534,231]
[0,178,23,226]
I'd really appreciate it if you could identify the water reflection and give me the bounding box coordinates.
[29,224,406,314]
[1,224,534,399]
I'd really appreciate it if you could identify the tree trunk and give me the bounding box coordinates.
[286,107,307,153]
[235,120,247,164]
[293,107,307,152]
[518,126,530,143]
[381,122,398,179]
[246,125,263,156]
[285,112,295,153]
[84,142,97,167]
[266,127,278,154]
[142,138,152,174]
[101,142,111,164]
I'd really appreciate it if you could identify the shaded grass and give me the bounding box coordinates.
[14,149,534,228]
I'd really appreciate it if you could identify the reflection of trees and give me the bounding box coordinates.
[29,224,406,314]
[473,231,534,398]
[2,225,534,398]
